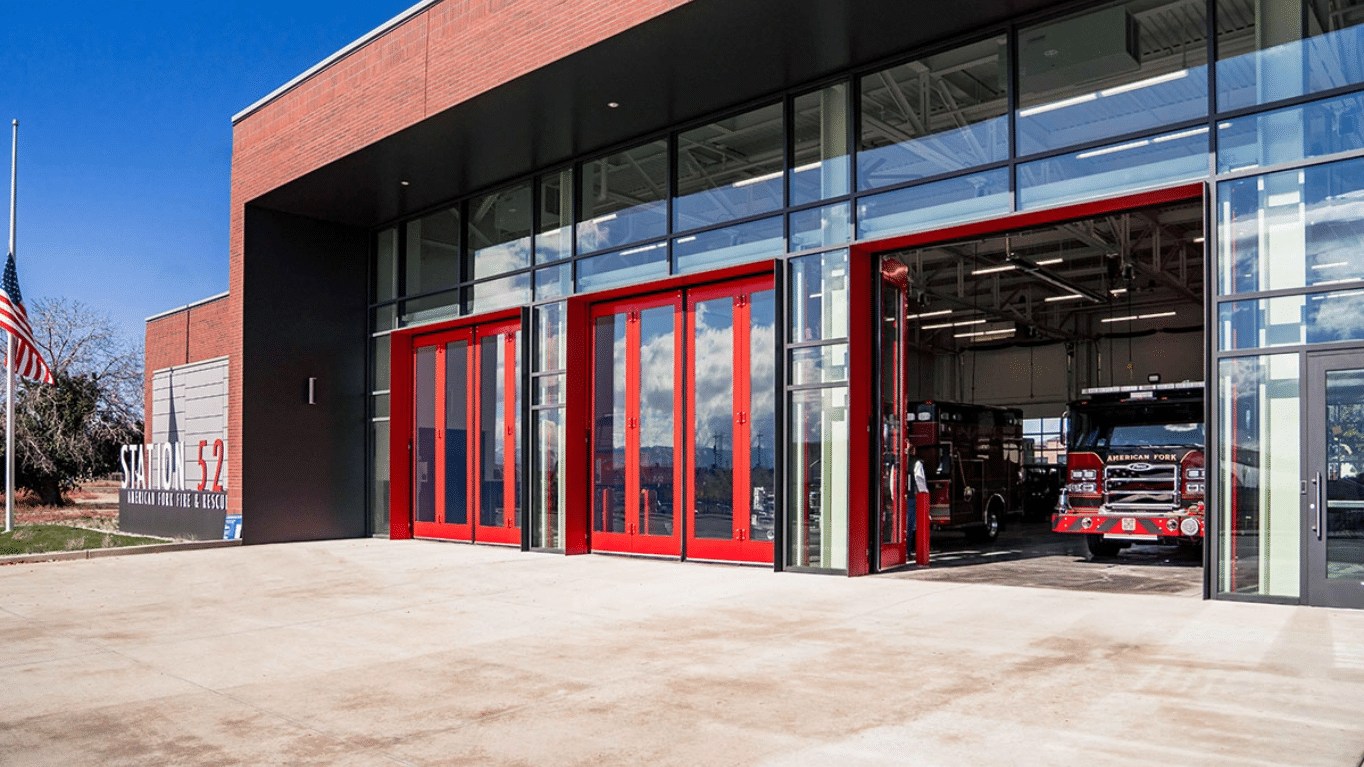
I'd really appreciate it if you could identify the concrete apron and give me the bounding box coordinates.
[0,539,1360,767]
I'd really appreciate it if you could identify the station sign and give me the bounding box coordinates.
[117,439,233,540]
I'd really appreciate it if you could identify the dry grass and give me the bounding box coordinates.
[13,479,121,532]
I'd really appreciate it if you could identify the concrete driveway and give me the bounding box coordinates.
[1,539,1361,766]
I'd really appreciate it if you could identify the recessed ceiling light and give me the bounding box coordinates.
[607,102,620,109]
[400,180,410,186]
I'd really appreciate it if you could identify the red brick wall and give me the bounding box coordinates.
[144,295,230,443]
[228,0,695,519]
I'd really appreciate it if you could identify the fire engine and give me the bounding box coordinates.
[1052,382,1205,558]
[907,401,1024,543]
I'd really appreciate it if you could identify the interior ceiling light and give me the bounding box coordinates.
[971,264,1016,275]
[1044,294,1085,302]
[1036,257,1063,266]
[400,180,410,186]
[1110,287,1128,295]
[1192,236,1206,243]
[955,327,1015,339]
[607,102,620,108]
[908,309,952,319]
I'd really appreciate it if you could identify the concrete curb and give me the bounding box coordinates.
[0,538,242,565]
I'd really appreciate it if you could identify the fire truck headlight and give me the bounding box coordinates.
[1180,517,1201,536]
[1080,518,1093,529]
[1080,482,1096,493]
[1185,468,1205,479]
[1166,519,1179,532]
[1186,482,1204,495]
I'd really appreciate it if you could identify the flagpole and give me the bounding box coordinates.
[5,119,16,534]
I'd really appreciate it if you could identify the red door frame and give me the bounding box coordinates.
[878,281,908,571]
[846,183,1205,575]
[389,307,521,541]
[588,290,685,556]
[471,319,522,545]
[410,327,476,541]
[685,274,776,564]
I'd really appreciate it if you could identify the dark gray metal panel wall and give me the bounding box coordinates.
[242,207,368,543]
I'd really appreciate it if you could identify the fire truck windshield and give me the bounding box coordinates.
[1068,402,1204,450]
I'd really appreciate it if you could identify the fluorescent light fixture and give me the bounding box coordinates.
[1267,191,1301,207]
[1316,277,1364,286]
[971,264,1016,275]
[1110,288,1128,295]
[1076,139,1150,160]
[1036,257,1063,266]
[1100,315,1140,323]
[908,309,952,319]
[676,236,697,244]
[1312,261,1349,270]
[792,161,822,173]
[1099,70,1188,97]
[1018,92,1097,118]
[922,318,986,330]
[1153,126,1209,143]
[734,170,783,187]
[1138,311,1177,320]
[954,327,1015,339]
[621,242,664,256]
[1044,294,1085,303]
[1192,236,1205,243]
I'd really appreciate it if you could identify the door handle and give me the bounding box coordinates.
[1316,471,1324,541]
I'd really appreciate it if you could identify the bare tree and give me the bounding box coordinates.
[4,298,143,506]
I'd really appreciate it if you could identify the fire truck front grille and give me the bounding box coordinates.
[1104,463,1178,511]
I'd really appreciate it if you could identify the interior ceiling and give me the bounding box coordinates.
[882,199,1204,352]
[248,0,1061,227]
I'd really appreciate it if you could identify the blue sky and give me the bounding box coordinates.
[2,1,417,346]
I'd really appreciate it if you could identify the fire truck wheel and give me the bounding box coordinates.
[966,502,1001,544]
[1086,534,1123,559]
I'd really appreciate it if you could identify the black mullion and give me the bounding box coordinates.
[667,130,677,275]
[1007,20,1019,214]
[1202,173,1216,601]
[520,304,533,552]
[1014,117,1213,167]
[772,256,787,572]
[1213,81,1364,122]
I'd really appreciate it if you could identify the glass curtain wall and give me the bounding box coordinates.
[531,303,567,549]
[786,249,851,570]
[364,0,1364,585]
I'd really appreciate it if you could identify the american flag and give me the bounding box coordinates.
[0,250,53,385]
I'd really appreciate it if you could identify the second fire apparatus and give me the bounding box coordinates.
[1052,382,1206,558]
[907,401,1025,543]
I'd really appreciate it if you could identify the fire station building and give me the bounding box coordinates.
[226,0,1364,608]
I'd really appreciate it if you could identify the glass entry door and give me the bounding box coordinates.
[686,277,776,563]
[411,319,522,543]
[1307,351,1364,609]
[591,292,684,556]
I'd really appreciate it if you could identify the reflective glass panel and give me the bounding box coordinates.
[403,289,462,326]
[414,346,437,524]
[534,263,572,300]
[372,393,390,418]
[370,419,390,534]
[638,306,676,538]
[790,202,852,252]
[592,314,628,534]
[1017,0,1208,156]
[534,376,562,406]
[792,83,850,205]
[789,343,850,385]
[787,386,850,570]
[1216,0,1364,111]
[406,207,461,296]
[577,241,668,292]
[1017,126,1208,210]
[375,227,398,302]
[749,290,778,544]
[531,407,565,549]
[674,216,784,275]
[578,140,668,254]
[537,168,573,264]
[676,103,784,230]
[857,169,1010,240]
[373,305,397,333]
[1217,92,1364,174]
[1217,353,1300,598]
[1325,367,1364,581]
[789,249,850,343]
[693,296,735,540]
[858,36,1008,190]
[372,335,391,391]
[469,182,532,279]
[478,334,507,528]
[445,340,470,526]
[534,302,566,372]
[1219,288,1364,349]
[1218,157,1364,295]
[468,272,530,315]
